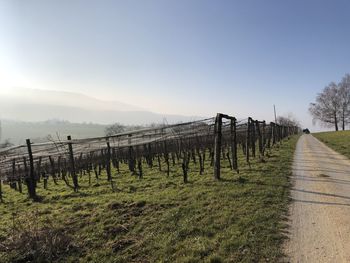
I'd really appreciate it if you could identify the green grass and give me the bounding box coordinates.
[313,130,350,159]
[0,136,299,263]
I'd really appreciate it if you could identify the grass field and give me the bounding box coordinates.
[313,131,350,159]
[0,136,299,263]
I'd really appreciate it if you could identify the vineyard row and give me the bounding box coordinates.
[0,113,300,201]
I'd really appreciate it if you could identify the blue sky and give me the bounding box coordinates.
[1,0,350,129]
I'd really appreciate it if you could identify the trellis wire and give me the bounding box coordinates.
[0,113,300,200]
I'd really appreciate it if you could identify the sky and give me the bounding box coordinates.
[1,0,350,130]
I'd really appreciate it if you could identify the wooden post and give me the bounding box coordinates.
[164,140,170,176]
[147,143,153,168]
[67,136,79,192]
[256,121,263,157]
[127,134,135,173]
[23,157,29,188]
[262,121,266,155]
[279,125,282,141]
[12,159,18,191]
[57,156,61,178]
[246,118,251,164]
[251,119,256,158]
[182,152,189,183]
[106,141,112,181]
[213,113,223,180]
[18,170,22,194]
[231,118,238,172]
[26,139,37,200]
[272,123,276,145]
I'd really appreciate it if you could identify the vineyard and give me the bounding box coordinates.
[0,113,299,201]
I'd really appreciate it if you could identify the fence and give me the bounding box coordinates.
[0,113,300,201]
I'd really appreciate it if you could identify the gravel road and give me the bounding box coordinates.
[284,134,350,263]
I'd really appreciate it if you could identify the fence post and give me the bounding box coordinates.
[230,118,238,172]
[213,113,223,180]
[262,121,266,156]
[11,159,18,191]
[246,118,251,164]
[67,136,79,192]
[256,120,263,157]
[106,140,112,181]
[127,134,136,173]
[272,123,276,145]
[164,140,170,176]
[181,152,187,183]
[278,125,282,142]
[251,119,256,158]
[26,139,37,200]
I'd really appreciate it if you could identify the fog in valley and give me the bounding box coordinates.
[0,88,202,145]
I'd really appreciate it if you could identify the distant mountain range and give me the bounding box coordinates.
[0,88,204,144]
[0,88,203,125]
[0,119,107,145]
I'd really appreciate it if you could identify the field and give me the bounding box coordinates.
[313,131,350,159]
[0,135,298,263]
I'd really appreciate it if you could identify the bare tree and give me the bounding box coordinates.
[277,114,300,127]
[338,74,350,130]
[105,123,126,136]
[309,82,341,131]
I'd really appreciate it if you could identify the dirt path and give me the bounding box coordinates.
[284,134,350,262]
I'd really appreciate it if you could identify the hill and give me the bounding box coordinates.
[313,131,350,159]
[0,119,107,145]
[0,88,203,125]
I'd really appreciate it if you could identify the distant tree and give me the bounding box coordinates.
[0,139,13,149]
[309,82,341,131]
[105,123,126,136]
[338,74,350,130]
[277,114,300,127]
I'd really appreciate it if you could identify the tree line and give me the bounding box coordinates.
[309,74,350,131]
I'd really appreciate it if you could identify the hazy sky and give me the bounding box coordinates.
[1,0,350,129]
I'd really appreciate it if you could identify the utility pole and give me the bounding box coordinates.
[273,105,277,124]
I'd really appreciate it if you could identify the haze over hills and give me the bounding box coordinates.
[0,119,107,145]
[0,88,204,144]
[0,88,203,125]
